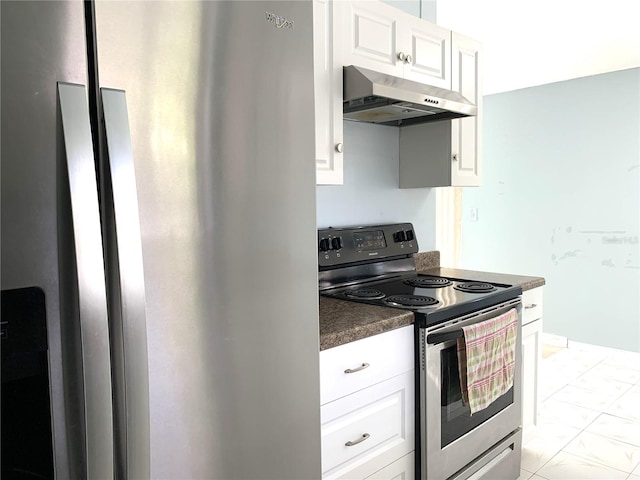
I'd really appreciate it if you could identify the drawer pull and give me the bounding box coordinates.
[344,363,370,374]
[525,303,538,309]
[345,433,370,447]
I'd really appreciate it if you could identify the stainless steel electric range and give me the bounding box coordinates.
[319,223,523,480]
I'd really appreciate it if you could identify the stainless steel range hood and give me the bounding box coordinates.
[343,65,477,127]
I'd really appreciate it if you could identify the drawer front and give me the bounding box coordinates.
[320,326,414,405]
[522,287,543,326]
[321,371,414,480]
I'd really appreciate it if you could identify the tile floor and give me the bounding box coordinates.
[517,342,640,480]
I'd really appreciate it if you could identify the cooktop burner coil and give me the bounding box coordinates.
[404,276,453,288]
[384,294,439,308]
[453,282,497,293]
[343,288,386,300]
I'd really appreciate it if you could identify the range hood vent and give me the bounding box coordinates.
[343,65,477,127]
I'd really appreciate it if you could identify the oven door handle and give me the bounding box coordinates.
[427,329,464,345]
[426,299,522,346]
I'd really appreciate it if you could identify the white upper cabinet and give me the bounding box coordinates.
[314,0,344,185]
[339,1,399,76]
[340,0,451,89]
[316,0,482,187]
[451,31,482,186]
[399,32,482,188]
[399,13,450,88]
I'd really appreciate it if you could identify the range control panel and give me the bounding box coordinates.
[318,223,418,268]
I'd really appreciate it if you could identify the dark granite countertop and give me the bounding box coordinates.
[319,297,413,351]
[318,251,546,350]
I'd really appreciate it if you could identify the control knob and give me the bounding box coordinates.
[393,231,407,243]
[319,238,330,252]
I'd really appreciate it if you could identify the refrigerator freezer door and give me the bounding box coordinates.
[94,1,321,478]
[1,2,108,477]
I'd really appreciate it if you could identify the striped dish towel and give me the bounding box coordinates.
[456,308,518,414]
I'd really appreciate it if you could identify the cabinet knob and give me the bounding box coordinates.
[335,142,343,153]
[397,51,406,62]
[453,154,458,162]
[525,303,538,309]
[405,54,413,64]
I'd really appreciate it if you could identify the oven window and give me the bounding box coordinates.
[440,344,513,448]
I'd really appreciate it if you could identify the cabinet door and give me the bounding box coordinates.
[522,317,543,444]
[400,15,450,88]
[450,32,481,186]
[340,0,401,76]
[399,120,453,188]
[321,371,414,480]
[314,0,344,185]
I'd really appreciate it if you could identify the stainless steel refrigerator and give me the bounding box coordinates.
[1,1,321,478]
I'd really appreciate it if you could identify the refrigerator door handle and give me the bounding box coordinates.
[57,82,115,479]
[101,87,151,479]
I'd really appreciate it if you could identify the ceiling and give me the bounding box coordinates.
[437,0,640,95]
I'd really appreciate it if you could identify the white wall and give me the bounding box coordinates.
[438,0,640,94]
[317,122,437,251]
[461,68,640,352]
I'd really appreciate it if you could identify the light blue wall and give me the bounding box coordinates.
[461,68,640,352]
[317,122,437,251]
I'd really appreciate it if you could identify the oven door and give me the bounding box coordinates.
[419,298,522,480]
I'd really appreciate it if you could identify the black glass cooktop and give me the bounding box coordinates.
[321,274,522,328]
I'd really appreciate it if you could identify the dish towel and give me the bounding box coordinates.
[457,308,518,414]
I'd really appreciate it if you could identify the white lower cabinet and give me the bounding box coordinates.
[521,287,544,444]
[321,371,414,479]
[320,326,415,480]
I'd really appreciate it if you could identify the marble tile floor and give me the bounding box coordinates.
[517,342,640,480]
